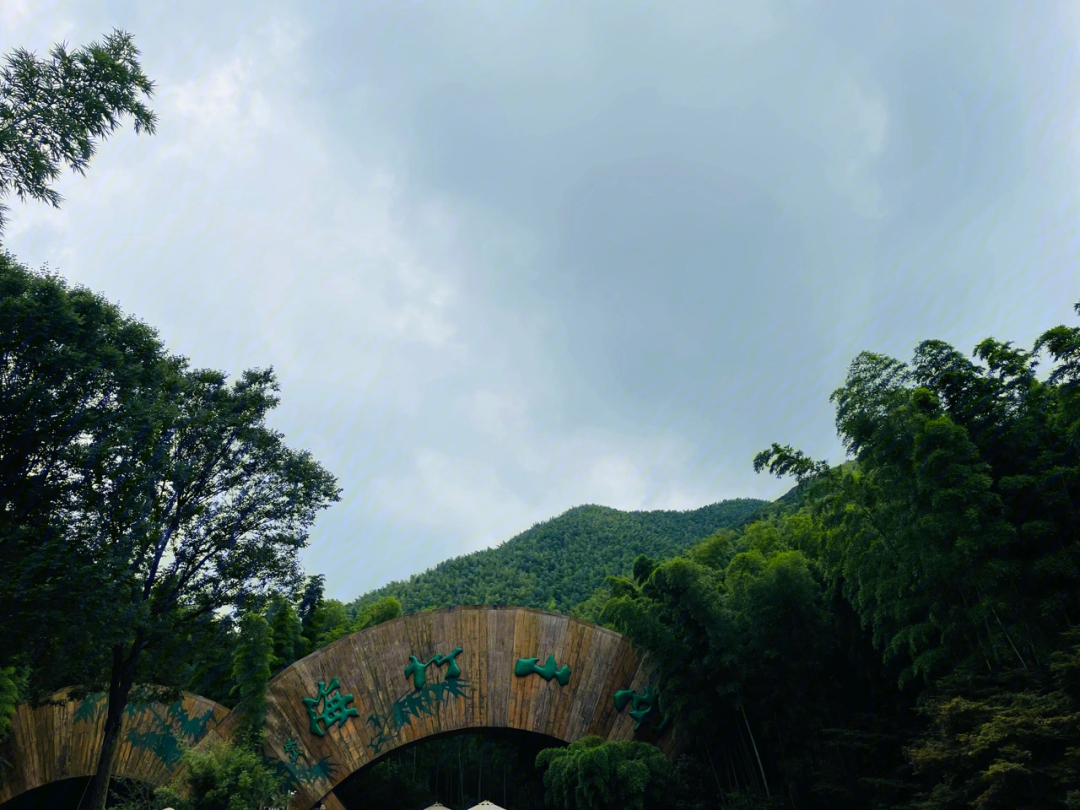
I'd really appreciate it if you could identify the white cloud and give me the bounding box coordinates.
[159,56,272,161]
[830,76,890,218]
[367,420,717,561]
[244,169,469,412]
[0,1,75,52]
[0,0,34,30]
[156,20,302,163]
[466,389,530,442]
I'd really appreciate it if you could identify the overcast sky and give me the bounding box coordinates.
[4,1,1077,601]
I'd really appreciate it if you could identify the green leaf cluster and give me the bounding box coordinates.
[536,735,676,810]
[154,739,289,810]
[229,612,273,751]
[0,30,157,235]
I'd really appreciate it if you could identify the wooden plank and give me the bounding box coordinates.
[313,788,349,810]
[466,605,488,730]
[511,608,537,733]
[591,632,639,738]
[573,628,618,738]
[431,608,453,736]
[0,689,227,808]
[402,610,436,744]
[557,618,590,738]
[339,619,384,769]
[532,612,567,739]
[485,607,514,728]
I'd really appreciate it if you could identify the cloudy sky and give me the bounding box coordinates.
[3,1,1076,601]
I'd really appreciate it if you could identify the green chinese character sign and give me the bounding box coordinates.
[614,685,667,731]
[515,654,571,685]
[283,737,303,764]
[404,647,463,690]
[302,677,359,736]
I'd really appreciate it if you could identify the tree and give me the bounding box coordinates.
[535,735,676,810]
[302,596,353,649]
[155,739,289,810]
[230,612,274,751]
[354,594,402,631]
[0,666,21,740]
[78,363,340,810]
[0,253,172,702]
[750,303,1080,805]
[602,528,838,805]
[757,319,1080,687]
[266,593,304,674]
[0,29,156,237]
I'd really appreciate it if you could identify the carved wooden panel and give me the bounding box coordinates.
[0,690,228,805]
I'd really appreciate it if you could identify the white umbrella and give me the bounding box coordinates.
[423,804,451,810]
[466,802,507,810]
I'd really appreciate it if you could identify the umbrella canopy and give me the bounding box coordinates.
[423,805,451,810]
[466,803,507,810]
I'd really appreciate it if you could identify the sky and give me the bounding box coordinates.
[3,1,1077,602]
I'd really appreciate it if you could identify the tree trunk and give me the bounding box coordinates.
[82,640,143,810]
[703,744,724,801]
[741,703,771,798]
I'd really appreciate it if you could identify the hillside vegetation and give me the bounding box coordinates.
[346,499,767,615]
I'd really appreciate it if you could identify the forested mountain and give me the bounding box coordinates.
[346,499,767,615]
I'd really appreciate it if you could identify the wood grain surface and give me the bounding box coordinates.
[0,689,228,806]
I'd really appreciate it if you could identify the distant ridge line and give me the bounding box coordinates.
[347,497,771,617]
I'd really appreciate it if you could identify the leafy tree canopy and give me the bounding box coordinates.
[0,29,156,236]
[536,736,676,810]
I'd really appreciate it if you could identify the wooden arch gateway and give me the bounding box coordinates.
[0,607,676,810]
[207,606,676,810]
[0,689,228,807]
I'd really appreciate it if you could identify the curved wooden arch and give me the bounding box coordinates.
[0,607,674,810]
[200,605,675,810]
[0,688,228,806]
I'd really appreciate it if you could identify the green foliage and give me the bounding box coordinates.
[347,499,767,616]
[740,303,1080,807]
[354,595,402,631]
[265,594,304,674]
[297,573,324,629]
[150,613,237,707]
[603,513,844,803]
[905,638,1080,810]
[230,612,273,751]
[0,250,340,808]
[536,735,676,810]
[0,665,22,740]
[804,331,1080,685]
[686,527,737,570]
[303,597,353,648]
[0,252,171,691]
[155,739,289,810]
[0,30,156,236]
[569,585,613,625]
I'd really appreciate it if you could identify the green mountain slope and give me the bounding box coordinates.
[346,498,768,615]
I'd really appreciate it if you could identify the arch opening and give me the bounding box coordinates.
[0,775,156,810]
[332,727,565,810]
